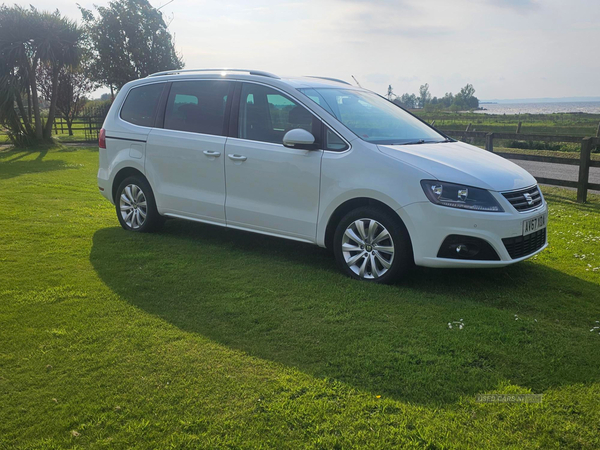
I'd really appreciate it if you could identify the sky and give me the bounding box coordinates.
[12,0,600,100]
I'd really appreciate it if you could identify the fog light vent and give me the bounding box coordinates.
[438,235,500,261]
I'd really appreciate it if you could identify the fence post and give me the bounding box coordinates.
[54,119,57,135]
[462,123,471,141]
[516,121,522,134]
[485,133,494,152]
[577,137,593,203]
[431,120,435,127]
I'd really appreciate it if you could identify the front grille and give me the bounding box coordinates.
[502,186,543,212]
[502,228,546,259]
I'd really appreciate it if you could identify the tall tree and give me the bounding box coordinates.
[0,5,81,144]
[393,93,417,109]
[80,0,184,93]
[418,83,431,109]
[458,83,479,110]
[37,63,96,135]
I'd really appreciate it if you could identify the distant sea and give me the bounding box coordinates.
[475,101,600,115]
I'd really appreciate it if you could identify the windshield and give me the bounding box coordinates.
[298,87,446,145]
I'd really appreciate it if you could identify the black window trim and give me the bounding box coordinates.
[154,81,172,128]
[118,81,169,128]
[227,80,351,152]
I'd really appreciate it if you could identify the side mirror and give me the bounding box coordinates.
[283,128,316,150]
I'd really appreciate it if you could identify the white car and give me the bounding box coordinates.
[98,68,548,283]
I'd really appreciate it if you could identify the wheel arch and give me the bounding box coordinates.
[111,167,150,203]
[323,197,413,255]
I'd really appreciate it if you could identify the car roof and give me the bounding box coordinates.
[137,68,364,91]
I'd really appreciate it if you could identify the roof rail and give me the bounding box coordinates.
[306,76,352,86]
[147,68,280,79]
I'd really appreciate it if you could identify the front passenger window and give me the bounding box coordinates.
[238,83,321,146]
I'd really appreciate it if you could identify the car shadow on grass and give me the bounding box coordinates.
[90,219,600,406]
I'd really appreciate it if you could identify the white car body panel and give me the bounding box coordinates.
[378,141,537,192]
[98,70,549,271]
[224,138,323,241]
[146,128,227,224]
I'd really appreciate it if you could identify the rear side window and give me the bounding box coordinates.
[164,81,232,135]
[120,83,165,127]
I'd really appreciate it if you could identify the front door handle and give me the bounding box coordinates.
[228,154,247,162]
[203,150,221,157]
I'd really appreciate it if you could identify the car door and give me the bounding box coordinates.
[224,82,324,241]
[145,80,233,224]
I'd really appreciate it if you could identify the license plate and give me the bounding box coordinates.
[522,214,546,235]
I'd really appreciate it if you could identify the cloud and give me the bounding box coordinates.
[326,0,456,41]
[486,0,540,12]
[365,73,390,84]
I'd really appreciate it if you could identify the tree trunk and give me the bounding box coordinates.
[66,118,73,136]
[26,85,32,124]
[15,92,34,136]
[25,61,43,141]
[110,84,114,100]
[27,58,43,141]
[43,65,60,140]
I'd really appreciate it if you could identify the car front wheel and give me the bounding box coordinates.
[333,206,412,283]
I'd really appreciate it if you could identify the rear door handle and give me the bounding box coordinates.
[203,150,221,157]
[228,154,247,162]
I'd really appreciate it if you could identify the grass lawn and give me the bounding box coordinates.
[0,130,94,145]
[1,146,600,449]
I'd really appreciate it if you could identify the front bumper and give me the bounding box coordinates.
[398,198,548,268]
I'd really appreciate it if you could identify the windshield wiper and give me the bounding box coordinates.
[389,138,452,145]
[393,139,426,145]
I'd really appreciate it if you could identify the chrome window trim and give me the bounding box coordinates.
[116,77,352,152]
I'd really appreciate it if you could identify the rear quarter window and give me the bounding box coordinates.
[120,83,165,127]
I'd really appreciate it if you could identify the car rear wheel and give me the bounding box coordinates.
[333,206,412,283]
[115,176,162,232]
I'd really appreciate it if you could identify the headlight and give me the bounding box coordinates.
[420,180,504,212]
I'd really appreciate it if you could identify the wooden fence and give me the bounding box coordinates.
[52,116,104,141]
[442,129,600,203]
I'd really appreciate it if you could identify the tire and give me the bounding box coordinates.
[333,206,412,283]
[115,175,163,232]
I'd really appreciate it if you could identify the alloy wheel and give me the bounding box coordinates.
[341,218,395,279]
[119,184,147,230]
